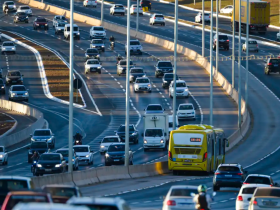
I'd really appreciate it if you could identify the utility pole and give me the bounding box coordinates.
[216,0,219,74]
[245,0,249,110]
[210,0,213,126]
[101,0,104,25]
[202,0,205,57]
[232,0,235,88]
[238,0,242,128]
[136,0,139,32]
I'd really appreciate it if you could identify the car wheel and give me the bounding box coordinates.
[213,185,220,191]
[25,99,28,102]
[26,21,29,23]
[256,50,258,52]
[5,160,8,165]
[98,71,101,74]
[112,13,114,15]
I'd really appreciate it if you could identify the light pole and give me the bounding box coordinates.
[125,0,131,166]
[238,0,242,128]
[210,0,213,126]
[136,0,139,32]
[202,0,205,57]
[101,0,104,25]
[216,0,219,74]
[232,0,235,88]
[245,0,249,110]
[68,0,74,173]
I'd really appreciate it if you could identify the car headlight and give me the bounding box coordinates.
[11,47,15,50]
[105,153,109,157]
[164,81,167,83]
[47,138,52,142]
[55,164,61,167]
[36,23,39,26]
[37,164,42,167]
[31,138,35,141]
[45,24,48,26]
[148,84,151,87]
[26,16,28,18]
[184,89,188,92]
[100,145,105,148]
[86,54,89,57]
[72,159,75,161]
[33,161,37,164]
[24,92,28,96]
[102,46,104,48]
[160,139,164,143]
[131,132,137,136]
[77,32,80,35]
[1,86,4,89]
[0,155,3,158]
[92,46,96,48]
[97,67,101,69]
[86,155,89,158]
[12,93,16,96]
[144,140,147,144]
[2,48,6,50]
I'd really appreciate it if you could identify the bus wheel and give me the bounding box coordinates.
[173,170,178,175]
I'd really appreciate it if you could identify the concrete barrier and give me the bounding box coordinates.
[96,166,131,182]
[129,161,169,178]
[32,172,74,188]
[72,168,99,186]
[0,99,45,147]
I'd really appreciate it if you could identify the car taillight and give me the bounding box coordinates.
[215,172,220,175]
[256,44,258,47]
[227,40,229,42]
[202,152,207,162]
[237,173,243,175]
[237,196,243,201]
[141,8,142,10]
[243,182,248,184]
[154,17,156,19]
[150,2,151,4]
[167,200,176,206]
[163,17,164,19]
[253,200,257,205]
[168,151,172,159]
[268,63,272,66]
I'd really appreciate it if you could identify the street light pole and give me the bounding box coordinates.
[136,0,139,32]
[232,0,235,88]
[210,0,213,126]
[245,0,249,110]
[101,0,104,25]
[202,0,205,57]
[238,0,242,128]
[216,0,219,74]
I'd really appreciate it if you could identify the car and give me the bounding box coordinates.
[213,163,247,191]
[129,67,146,83]
[67,197,129,210]
[213,34,229,50]
[85,48,100,61]
[17,5,32,16]
[83,0,97,7]
[33,17,49,30]
[144,104,164,114]
[84,59,102,74]
[14,12,29,23]
[130,4,143,15]
[244,174,278,186]
[52,15,67,27]
[117,60,135,76]
[1,191,52,210]
[162,185,198,210]
[177,103,196,120]
[28,141,49,163]
[248,187,280,210]
[149,14,165,26]
[2,1,16,12]
[34,153,67,176]
[30,129,56,148]
[169,80,189,98]
[55,149,79,171]
[236,184,270,210]
[54,21,66,34]
[5,70,23,85]
[1,41,16,54]
[0,79,6,94]
[99,136,121,154]
[73,145,94,165]
[0,146,8,165]
[134,77,151,93]
[242,40,259,52]
[42,185,82,203]
[125,39,143,55]
[90,39,105,51]
[195,12,210,23]
[0,32,2,42]
[13,203,90,210]
[110,4,125,16]
[168,115,179,135]
[115,124,139,144]
[162,73,178,88]
[105,143,133,166]
[277,31,280,41]
[8,85,29,102]
[140,0,151,10]
[64,24,80,40]
[154,61,173,77]
[264,58,280,75]
[89,26,106,39]
[220,5,233,14]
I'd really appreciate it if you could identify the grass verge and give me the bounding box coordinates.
[0,113,15,135]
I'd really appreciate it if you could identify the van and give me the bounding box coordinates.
[64,24,80,40]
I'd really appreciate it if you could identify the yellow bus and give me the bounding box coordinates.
[168,124,229,175]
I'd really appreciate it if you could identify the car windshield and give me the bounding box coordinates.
[17,12,26,15]
[155,15,164,18]
[136,79,149,83]
[118,125,134,132]
[102,138,119,143]
[145,129,163,137]
[0,179,28,191]
[72,204,119,210]
[93,27,104,31]
[120,61,133,65]
[158,62,172,67]
[0,147,3,152]
[92,40,103,44]
[218,166,240,171]
[87,60,99,64]
[115,5,123,8]
[31,142,47,148]
[39,154,60,161]
[87,49,98,53]
[6,2,14,5]
[179,105,193,110]
[169,122,178,128]
[43,187,77,197]
[270,59,279,64]
[219,35,228,40]
[131,69,143,73]
[242,187,257,194]
[58,23,65,27]
[130,41,140,45]
[56,150,69,157]
[37,18,46,22]
[73,147,89,152]
[12,86,26,91]
[249,41,257,44]
[164,74,178,79]
[66,27,78,31]
[20,6,29,9]
[6,195,48,209]
[176,82,186,87]
[3,42,14,46]
[170,188,198,196]
[255,189,280,197]
[108,144,125,152]
[33,130,51,136]
[245,176,271,185]
[8,71,20,76]
[146,105,163,111]
[60,16,66,20]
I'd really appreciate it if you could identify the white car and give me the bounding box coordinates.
[0,146,8,165]
[168,115,179,135]
[149,14,165,26]
[134,77,151,93]
[195,12,210,23]
[130,4,143,15]
[220,5,233,14]
[83,0,97,7]
[53,15,67,27]
[2,1,16,12]
[17,5,32,16]
[177,103,196,120]
[125,39,143,55]
[110,4,125,16]
[54,21,66,34]
[243,174,277,186]
[169,80,189,98]
[99,136,121,154]
[14,203,90,210]
[236,184,270,210]
[89,26,106,39]
[9,85,29,102]
[73,145,94,165]
[162,185,198,210]
[1,41,16,54]
[84,59,102,74]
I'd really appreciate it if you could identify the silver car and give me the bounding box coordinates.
[56,149,79,170]
[242,40,259,52]
[90,39,105,52]
[249,187,280,210]
[30,129,56,148]
[134,77,151,93]
[1,41,16,54]
[8,85,28,102]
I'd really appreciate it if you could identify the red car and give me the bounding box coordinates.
[33,17,49,30]
[1,191,52,210]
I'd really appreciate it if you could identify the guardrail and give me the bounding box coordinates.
[0,99,45,147]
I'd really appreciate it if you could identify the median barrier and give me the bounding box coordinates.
[129,161,169,178]
[96,166,131,182]
[72,168,99,186]
[32,172,73,188]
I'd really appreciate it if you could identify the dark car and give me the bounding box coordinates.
[34,153,67,176]
[28,141,48,163]
[42,185,82,203]
[144,104,165,114]
[13,12,29,23]
[140,0,151,10]
[129,67,146,83]
[162,73,178,88]
[117,60,135,76]
[213,163,247,191]
[265,58,280,75]
[0,68,2,78]
[213,34,229,50]
[0,79,6,94]
[85,48,100,61]
[105,143,133,166]
[244,174,278,186]
[5,70,23,86]
[155,61,173,77]
[33,17,49,30]
[55,149,79,171]
[115,124,139,144]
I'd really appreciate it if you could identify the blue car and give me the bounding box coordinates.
[105,143,133,166]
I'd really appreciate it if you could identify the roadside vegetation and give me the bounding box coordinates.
[0,113,15,135]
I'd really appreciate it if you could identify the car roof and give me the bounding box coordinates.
[0,176,31,181]
[158,60,171,63]
[154,13,164,16]
[34,129,51,131]
[11,85,25,87]
[87,59,99,61]
[42,184,76,188]
[68,196,124,205]
[3,41,14,44]
[119,124,134,126]
[4,1,14,3]
[110,143,125,145]
[13,203,89,210]
[179,103,194,106]
[240,184,270,190]
[147,104,162,106]
[131,39,139,42]
[41,153,60,155]
[19,5,29,7]
[219,163,240,166]
[170,185,198,190]
[135,77,149,81]
[65,24,78,27]
[114,4,123,6]
[246,174,271,178]
[171,80,186,83]
[73,145,89,148]
[103,136,119,138]
[8,191,47,195]
[92,39,103,41]
[8,70,19,72]
[131,67,143,70]
[56,148,73,151]
[93,26,104,28]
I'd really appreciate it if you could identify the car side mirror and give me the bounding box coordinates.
[141,133,144,137]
